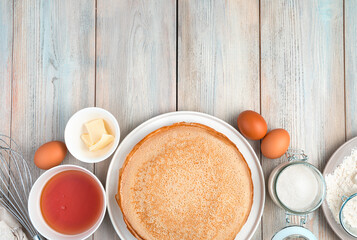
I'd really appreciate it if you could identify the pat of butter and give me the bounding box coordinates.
[89,134,114,151]
[81,118,114,151]
[85,119,108,144]
[81,134,92,148]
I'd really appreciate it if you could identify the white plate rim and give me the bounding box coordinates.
[105,111,265,240]
[322,136,357,240]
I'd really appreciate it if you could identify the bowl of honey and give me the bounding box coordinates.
[28,165,106,240]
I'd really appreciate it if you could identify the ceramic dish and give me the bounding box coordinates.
[65,107,120,163]
[28,165,106,240]
[322,136,357,240]
[106,111,265,240]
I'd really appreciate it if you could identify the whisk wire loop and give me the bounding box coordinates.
[0,134,41,239]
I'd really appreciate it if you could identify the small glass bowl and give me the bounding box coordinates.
[339,193,357,237]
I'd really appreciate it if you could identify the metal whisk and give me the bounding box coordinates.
[0,134,41,240]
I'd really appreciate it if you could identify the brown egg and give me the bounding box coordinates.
[261,129,290,159]
[237,110,268,140]
[34,141,67,170]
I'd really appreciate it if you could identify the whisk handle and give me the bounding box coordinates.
[33,235,42,240]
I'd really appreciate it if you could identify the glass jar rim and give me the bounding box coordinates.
[273,161,326,215]
[271,225,317,240]
[339,193,357,237]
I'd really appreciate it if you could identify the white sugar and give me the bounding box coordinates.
[276,164,319,212]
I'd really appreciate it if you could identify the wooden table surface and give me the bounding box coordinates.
[1,0,356,239]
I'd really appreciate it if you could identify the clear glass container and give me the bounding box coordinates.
[268,150,326,240]
[339,193,357,237]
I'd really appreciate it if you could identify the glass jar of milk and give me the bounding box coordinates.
[268,149,326,240]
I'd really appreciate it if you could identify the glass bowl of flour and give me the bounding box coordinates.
[339,193,357,237]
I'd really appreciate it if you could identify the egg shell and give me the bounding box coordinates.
[237,110,268,140]
[34,141,67,170]
[261,129,290,159]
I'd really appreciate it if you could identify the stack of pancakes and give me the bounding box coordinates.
[116,122,253,240]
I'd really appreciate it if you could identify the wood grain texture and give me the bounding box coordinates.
[95,0,176,239]
[261,0,344,239]
[345,0,357,140]
[0,0,13,137]
[178,0,261,239]
[12,0,95,224]
[0,0,355,239]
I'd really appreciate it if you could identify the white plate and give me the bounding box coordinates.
[322,136,357,240]
[106,111,265,240]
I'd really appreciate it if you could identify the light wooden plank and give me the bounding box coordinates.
[178,0,261,239]
[261,0,344,239]
[12,0,95,215]
[95,0,176,239]
[0,0,13,137]
[345,0,357,140]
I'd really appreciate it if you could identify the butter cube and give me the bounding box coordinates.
[89,134,114,151]
[85,119,108,144]
[81,134,92,148]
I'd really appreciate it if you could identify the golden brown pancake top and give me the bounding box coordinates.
[116,122,253,240]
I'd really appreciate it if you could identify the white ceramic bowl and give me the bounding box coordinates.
[65,107,120,163]
[28,165,106,240]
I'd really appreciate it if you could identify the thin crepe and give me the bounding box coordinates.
[116,122,253,240]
